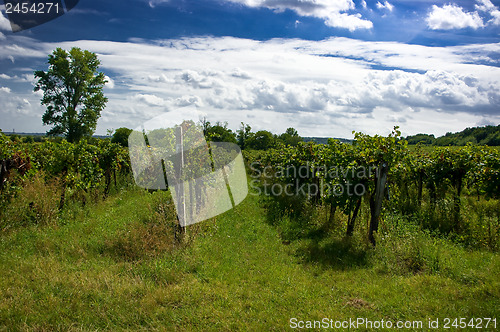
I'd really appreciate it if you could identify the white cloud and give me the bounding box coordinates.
[134,93,168,107]
[476,0,495,12]
[426,3,484,30]
[0,35,499,137]
[475,0,500,26]
[376,1,393,12]
[104,75,115,89]
[0,12,11,31]
[491,11,500,25]
[147,0,169,8]
[226,0,373,31]
[0,86,11,93]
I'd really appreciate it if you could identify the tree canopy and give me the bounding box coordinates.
[34,47,108,143]
[405,125,500,146]
[111,127,133,147]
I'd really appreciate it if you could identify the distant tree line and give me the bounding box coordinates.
[405,124,500,146]
[198,119,303,150]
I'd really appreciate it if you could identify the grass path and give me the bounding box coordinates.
[0,189,499,330]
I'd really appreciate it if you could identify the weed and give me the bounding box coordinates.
[0,172,60,230]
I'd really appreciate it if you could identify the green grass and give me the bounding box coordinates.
[0,188,499,331]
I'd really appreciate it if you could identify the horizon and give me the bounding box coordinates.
[3,122,498,141]
[1,0,500,138]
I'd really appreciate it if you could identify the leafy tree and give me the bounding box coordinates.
[237,122,252,149]
[204,121,237,143]
[34,47,108,143]
[200,117,211,137]
[278,127,303,146]
[111,127,133,147]
[246,130,275,150]
[405,133,435,145]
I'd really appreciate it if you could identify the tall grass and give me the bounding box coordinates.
[0,172,60,230]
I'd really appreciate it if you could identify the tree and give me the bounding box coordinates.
[246,130,275,150]
[237,122,252,149]
[111,127,133,147]
[278,127,303,146]
[34,47,108,143]
[206,122,237,143]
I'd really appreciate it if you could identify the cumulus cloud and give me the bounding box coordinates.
[425,0,500,30]
[0,34,499,137]
[475,0,500,26]
[376,1,393,12]
[0,86,11,93]
[134,93,168,107]
[426,4,484,30]
[104,75,115,89]
[0,12,12,31]
[226,0,373,31]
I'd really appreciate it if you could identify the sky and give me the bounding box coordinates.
[0,0,499,138]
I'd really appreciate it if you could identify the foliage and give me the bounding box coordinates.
[199,119,237,143]
[404,133,436,145]
[0,126,499,329]
[278,127,303,146]
[246,130,275,150]
[245,127,500,250]
[236,122,252,149]
[406,124,500,146]
[0,172,60,230]
[111,127,133,147]
[34,47,108,142]
[0,138,130,226]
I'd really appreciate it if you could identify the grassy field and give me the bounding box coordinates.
[0,187,499,331]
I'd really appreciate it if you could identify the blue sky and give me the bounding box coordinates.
[0,0,499,137]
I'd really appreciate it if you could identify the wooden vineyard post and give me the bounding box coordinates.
[369,162,389,245]
[175,125,186,241]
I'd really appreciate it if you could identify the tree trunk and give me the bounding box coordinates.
[453,175,463,230]
[0,159,8,192]
[417,170,423,207]
[174,126,186,242]
[59,167,68,211]
[429,181,436,215]
[369,162,389,245]
[346,197,362,237]
[104,168,111,197]
[327,202,336,226]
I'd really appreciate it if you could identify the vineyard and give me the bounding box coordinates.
[0,132,130,230]
[245,127,500,251]
[0,127,499,329]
